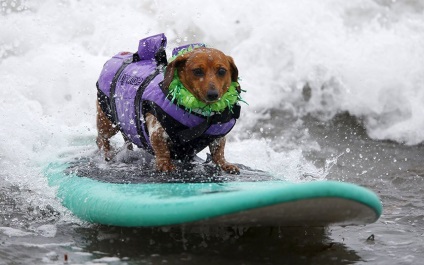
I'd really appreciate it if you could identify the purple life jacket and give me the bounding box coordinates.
[96,33,240,159]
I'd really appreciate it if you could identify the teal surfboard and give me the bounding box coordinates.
[45,157,382,227]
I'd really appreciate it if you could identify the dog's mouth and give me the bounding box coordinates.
[203,98,221,104]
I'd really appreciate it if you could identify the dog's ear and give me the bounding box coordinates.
[163,55,187,90]
[227,56,240,91]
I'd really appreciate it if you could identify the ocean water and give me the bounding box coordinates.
[1,0,424,264]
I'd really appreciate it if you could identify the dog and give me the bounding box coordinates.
[96,34,241,174]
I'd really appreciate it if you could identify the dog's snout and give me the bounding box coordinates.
[206,89,219,101]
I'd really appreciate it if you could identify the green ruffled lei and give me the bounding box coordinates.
[167,72,246,116]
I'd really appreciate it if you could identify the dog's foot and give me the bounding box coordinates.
[221,163,240,174]
[104,151,115,162]
[156,160,176,172]
[125,142,133,151]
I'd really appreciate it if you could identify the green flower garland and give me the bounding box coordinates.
[167,72,246,116]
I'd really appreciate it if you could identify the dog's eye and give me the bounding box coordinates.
[217,68,227,77]
[192,68,204,77]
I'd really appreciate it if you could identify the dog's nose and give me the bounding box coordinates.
[206,89,219,101]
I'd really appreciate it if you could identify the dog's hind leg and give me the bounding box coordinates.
[96,101,119,160]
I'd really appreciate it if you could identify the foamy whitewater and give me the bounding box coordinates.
[1,0,423,210]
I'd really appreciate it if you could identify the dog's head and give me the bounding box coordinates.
[163,48,239,104]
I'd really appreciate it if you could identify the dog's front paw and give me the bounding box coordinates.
[221,163,240,175]
[104,151,115,162]
[156,159,176,172]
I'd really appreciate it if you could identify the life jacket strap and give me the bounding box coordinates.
[96,82,115,124]
[135,69,162,151]
[174,104,240,143]
[155,46,168,67]
[109,59,133,131]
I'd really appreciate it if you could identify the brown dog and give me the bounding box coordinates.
[96,47,240,174]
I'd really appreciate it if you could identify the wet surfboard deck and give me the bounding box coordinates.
[45,156,382,227]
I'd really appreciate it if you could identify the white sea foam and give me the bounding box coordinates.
[0,0,423,212]
[0,227,33,237]
[34,224,57,238]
